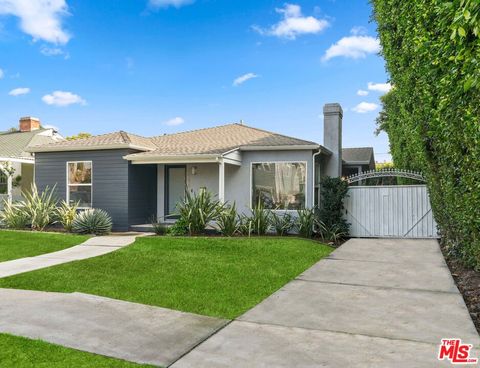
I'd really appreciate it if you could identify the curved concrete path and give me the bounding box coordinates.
[173,239,480,367]
[0,233,146,278]
[0,288,228,367]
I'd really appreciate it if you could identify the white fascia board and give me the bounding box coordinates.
[127,154,220,164]
[0,157,34,164]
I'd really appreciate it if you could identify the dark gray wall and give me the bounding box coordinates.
[35,149,156,231]
[128,163,157,225]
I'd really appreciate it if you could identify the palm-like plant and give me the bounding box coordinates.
[246,201,271,236]
[20,184,58,231]
[177,189,224,235]
[217,202,240,236]
[296,208,317,238]
[271,212,293,236]
[57,200,79,232]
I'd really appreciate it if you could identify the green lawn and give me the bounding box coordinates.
[0,236,332,319]
[0,231,89,262]
[0,333,152,367]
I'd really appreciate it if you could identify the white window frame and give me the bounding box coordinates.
[250,161,308,212]
[66,161,93,209]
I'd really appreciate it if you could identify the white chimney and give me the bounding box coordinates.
[323,103,343,177]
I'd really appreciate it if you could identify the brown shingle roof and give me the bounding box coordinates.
[29,123,319,156]
[28,131,156,152]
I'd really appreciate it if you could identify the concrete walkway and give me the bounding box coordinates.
[173,238,480,368]
[0,234,144,278]
[0,288,228,367]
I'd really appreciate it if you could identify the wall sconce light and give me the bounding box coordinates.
[191,166,198,175]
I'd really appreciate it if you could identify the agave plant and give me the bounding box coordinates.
[296,208,317,238]
[217,202,240,236]
[317,220,347,244]
[56,200,79,232]
[177,189,224,235]
[271,211,293,236]
[19,184,58,231]
[72,209,112,235]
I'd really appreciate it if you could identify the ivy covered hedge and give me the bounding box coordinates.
[372,0,480,268]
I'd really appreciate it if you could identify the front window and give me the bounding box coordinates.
[67,161,92,208]
[252,162,306,210]
[0,171,7,194]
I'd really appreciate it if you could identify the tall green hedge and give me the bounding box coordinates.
[372,0,480,268]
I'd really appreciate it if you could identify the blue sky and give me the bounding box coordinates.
[0,0,391,161]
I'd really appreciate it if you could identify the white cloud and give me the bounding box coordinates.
[322,36,380,61]
[357,89,369,96]
[253,3,329,40]
[368,82,392,93]
[0,68,3,79]
[40,45,69,58]
[149,0,194,8]
[0,0,71,44]
[163,117,185,126]
[8,87,30,96]
[350,26,368,36]
[233,73,259,87]
[42,91,86,106]
[352,102,379,114]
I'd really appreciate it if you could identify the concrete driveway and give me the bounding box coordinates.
[173,238,480,367]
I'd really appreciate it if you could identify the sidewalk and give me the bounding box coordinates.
[173,238,480,367]
[0,234,144,278]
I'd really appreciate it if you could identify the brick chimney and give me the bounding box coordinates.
[19,117,41,132]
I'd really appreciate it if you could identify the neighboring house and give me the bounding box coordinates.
[28,103,374,231]
[341,147,376,177]
[0,117,63,205]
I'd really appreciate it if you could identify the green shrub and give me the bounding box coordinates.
[177,190,224,235]
[217,203,240,236]
[167,217,189,236]
[372,0,480,269]
[296,208,316,238]
[19,184,58,231]
[271,212,293,236]
[152,222,168,236]
[318,177,350,237]
[57,201,78,232]
[0,202,30,229]
[72,209,112,235]
[317,220,348,244]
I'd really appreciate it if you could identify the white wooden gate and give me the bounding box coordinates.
[344,185,439,238]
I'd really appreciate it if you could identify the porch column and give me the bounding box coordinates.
[218,160,225,203]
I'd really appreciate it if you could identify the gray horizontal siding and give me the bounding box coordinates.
[35,150,131,231]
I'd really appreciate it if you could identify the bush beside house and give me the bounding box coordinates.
[372,0,480,269]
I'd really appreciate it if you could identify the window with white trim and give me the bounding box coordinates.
[67,161,92,208]
[252,162,306,210]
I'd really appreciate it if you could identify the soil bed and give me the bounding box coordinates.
[441,243,480,334]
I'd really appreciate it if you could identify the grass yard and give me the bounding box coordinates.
[0,236,332,319]
[0,231,89,262]
[0,333,152,367]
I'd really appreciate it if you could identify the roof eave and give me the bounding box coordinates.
[26,143,154,153]
[239,144,321,151]
[125,153,221,164]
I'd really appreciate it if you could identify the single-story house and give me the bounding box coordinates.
[0,117,63,205]
[28,103,375,231]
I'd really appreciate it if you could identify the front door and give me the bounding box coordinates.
[165,165,186,218]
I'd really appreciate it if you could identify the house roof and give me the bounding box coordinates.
[0,129,59,161]
[342,147,375,164]
[28,131,157,153]
[29,123,322,158]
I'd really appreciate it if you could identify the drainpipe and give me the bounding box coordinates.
[312,149,321,208]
